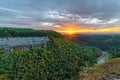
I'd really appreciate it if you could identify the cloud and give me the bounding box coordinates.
[16,15,30,19]
[78,18,120,26]
[0,7,22,13]
[107,19,120,24]
[0,0,120,32]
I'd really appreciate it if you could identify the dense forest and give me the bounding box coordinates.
[65,34,120,58]
[0,28,101,80]
[65,34,120,79]
[0,27,63,38]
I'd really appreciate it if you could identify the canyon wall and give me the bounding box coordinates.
[0,37,50,50]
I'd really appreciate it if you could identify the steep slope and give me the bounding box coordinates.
[0,28,102,80]
[80,58,120,80]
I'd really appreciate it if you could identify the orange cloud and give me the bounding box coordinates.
[55,23,94,33]
[55,23,120,34]
[95,27,120,33]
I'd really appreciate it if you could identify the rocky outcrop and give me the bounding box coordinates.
[0,37,50,50]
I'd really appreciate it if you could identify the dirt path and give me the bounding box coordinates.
[97,51,109,64]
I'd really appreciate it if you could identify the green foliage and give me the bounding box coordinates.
[0,48,4,55]
[66,34,120,58]
[108,47,120,58]
[0,27,64,38]
[0,28,102,79]
[0,38,101,80]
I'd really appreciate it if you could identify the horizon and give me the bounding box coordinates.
[1,26,120,35]
[0,0,120,34]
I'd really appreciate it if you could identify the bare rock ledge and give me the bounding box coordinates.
[0,37,50,51]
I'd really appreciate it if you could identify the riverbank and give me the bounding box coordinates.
[97,51,109,64]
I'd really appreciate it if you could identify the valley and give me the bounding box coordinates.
[65,34,120,80]
[0,28,120,80]
[1,0,120,79]
[97,51,109,64]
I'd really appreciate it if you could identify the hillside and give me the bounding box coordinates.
[80,58,120,80]
[65,34,120,80]
[65,34,120,59]
[0,27,63,38]
[0,28,101,80]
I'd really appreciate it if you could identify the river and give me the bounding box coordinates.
[97,51,109,64]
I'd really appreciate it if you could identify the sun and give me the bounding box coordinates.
[68,31,74,34]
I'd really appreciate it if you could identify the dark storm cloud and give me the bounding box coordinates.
[0,0,120,29]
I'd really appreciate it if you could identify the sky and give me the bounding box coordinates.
[1,0,120,33]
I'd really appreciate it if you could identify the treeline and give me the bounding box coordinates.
[67,34,120,58]
[0,27,63,38]
[109,47,120,58]
[0,28,101,79]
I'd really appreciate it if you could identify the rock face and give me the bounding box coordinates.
[0,37,50,50]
